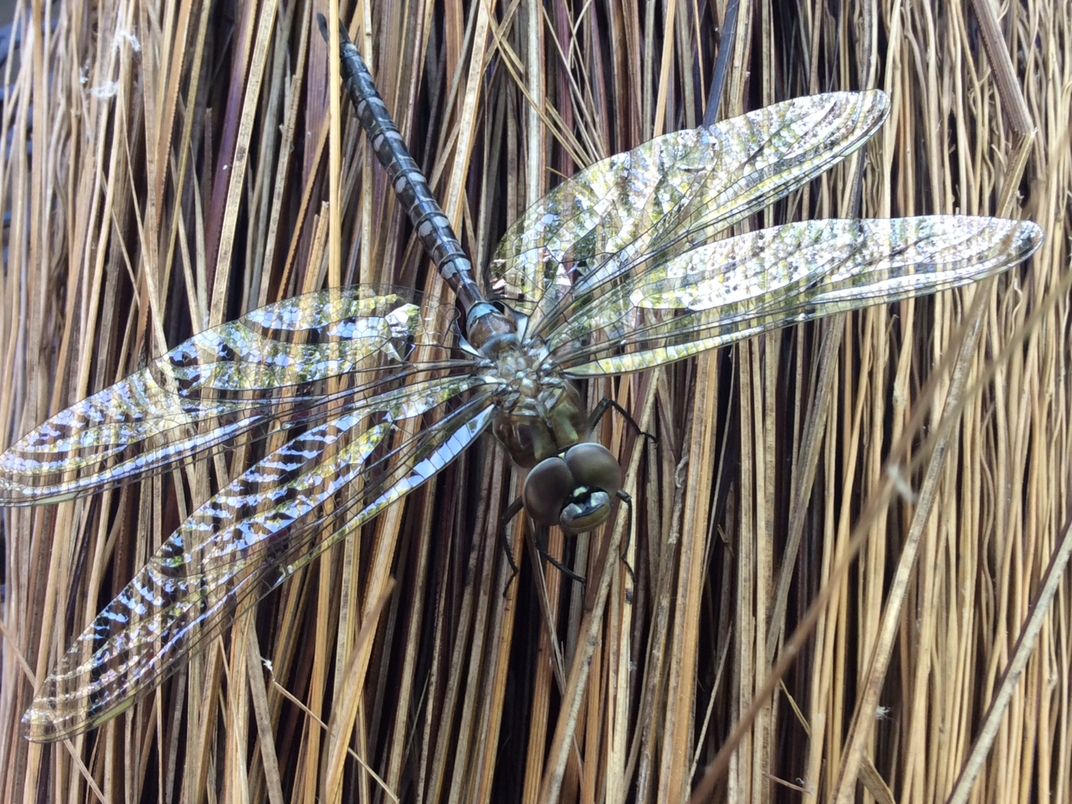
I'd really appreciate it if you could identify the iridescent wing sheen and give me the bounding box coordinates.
[22,384,496,741]
[0,286,461,505]
[538,216,1042,376]
[487,91,890,325]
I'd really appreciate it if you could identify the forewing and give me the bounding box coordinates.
[23,379,495,741]
[488,91,890,324]
[545,216,1042,376]
[0,286,457,504]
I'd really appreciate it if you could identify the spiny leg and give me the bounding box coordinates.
[615,490,638,599]
[589,397,657,446]
[499,497,589,594]
[499,497,524,596]
[589,398,646,590]
[530,528,587,589]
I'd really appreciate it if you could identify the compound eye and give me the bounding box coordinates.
[564,443,622,495]
[560,491,612,534]
[523,456,575,526]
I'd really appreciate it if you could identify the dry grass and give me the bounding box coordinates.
[0,1,1068,802]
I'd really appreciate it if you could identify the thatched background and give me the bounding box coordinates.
[1,2,1067,801]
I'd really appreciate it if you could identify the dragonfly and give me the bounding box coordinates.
[3,18,1041,742]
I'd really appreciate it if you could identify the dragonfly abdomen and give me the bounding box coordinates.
[326,15,499,337]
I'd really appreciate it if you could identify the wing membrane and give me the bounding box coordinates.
[488,91,890,324]
[545,216,1042,376]
[23,380,494,741]
[0,286,463,504]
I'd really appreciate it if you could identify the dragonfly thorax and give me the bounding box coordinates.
[480,332,590,468]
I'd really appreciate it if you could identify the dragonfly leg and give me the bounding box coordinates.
[498,503,588,594]
[616,491,638,599]
[532,528,587,589]
[589,398,657,445]
[499,497,524,594]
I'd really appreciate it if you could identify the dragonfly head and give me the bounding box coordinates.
[522,443,623,533]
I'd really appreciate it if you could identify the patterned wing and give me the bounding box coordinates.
[23,379,496,741]
[0,286,461,504]
[538,216,1042,376]
[488,91,890,324]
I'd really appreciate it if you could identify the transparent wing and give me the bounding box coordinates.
[538,216,1042,376]
[23,380,496,741]
[0,286,462,504]
[488,91,890,325]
